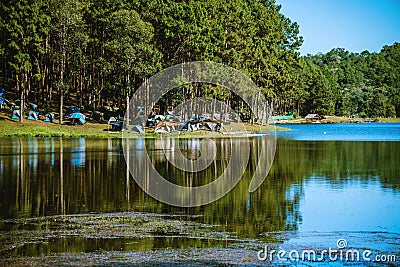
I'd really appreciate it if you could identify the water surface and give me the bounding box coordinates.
[277,122,400,141]
[0,123,399,265]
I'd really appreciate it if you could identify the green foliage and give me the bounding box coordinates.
[0,0,398,118]
[306,43,400,117]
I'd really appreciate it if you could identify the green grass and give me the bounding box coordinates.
[0,116,122,138]
[0,111,287,138]
[378,117,400,122]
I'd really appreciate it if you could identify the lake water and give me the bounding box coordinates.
[276,122,400,141]
[0,123,399,265]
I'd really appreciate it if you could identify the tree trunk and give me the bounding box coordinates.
[212,96,216,119]
[126,95,129,126]
[16,73,23,123]
[59,90,63,124]
[59,24,66,124]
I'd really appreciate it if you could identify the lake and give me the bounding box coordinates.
[0,123,399,265]
[276,122,400,141]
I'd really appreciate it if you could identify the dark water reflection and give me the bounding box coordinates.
[0,137,399,255]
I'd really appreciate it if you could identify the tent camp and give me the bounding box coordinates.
[69,112,86,125]
[130,125,144,134]
[108,117,123,131]
[154,121,178,133]
[178,120,200,132]
[0,89,13,109]
[44,113,55,122]
[65,106,80,118]
[27,103,39,120]
[12,110,21,120]
[146,114,166,128]
[305,114,321,121]
[0,88,5,106]
[201,118,221,131]
[203,121,221,131]
[28,110,39,120]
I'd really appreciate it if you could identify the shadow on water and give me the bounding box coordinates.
[0,134,399,263]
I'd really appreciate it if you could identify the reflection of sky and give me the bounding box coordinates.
[298,178,400,233]
[45,138,55,166]
[12,139,19,168]
[71,138,86,167]
[28,139,38,169]
[277,123,400,141]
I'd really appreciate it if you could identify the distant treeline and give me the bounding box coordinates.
[0,0,399,118]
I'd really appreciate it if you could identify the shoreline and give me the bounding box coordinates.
[0,112,288,138]
[0,121,287,138]
[1,112,398,138]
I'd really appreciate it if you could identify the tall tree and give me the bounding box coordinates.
[0,0,50,121]
[50,0,88,123]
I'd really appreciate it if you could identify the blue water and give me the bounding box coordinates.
[276,122,400,141]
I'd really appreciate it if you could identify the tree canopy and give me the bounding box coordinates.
[0,0,399,119]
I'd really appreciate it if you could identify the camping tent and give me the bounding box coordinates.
[44,113,55,122]
[65,106,80,118]
[0,89,12,109]
[304,114,321,121]
[0,89,4,105]
[28,110,39,120]
[178,120,200,132]
[0,88,5,105]
[69,112,86,125]
[27,103,39,120]
[12,110,21,120]
[203,121,221,131]
[130,125,144,134]
[29,103,38,112]
[154,121,177,133]
[108,117,123,131]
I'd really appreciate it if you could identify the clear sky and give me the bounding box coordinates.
[276,0,400,55]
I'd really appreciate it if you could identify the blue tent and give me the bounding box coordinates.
[28,110,39,120]
[0,88,7,107]
[109,120,123,131]
[69,112,86,125]
[65,106,81,118]
[130,125,144,134]
[44,112,55,122]
[68,106,80,113]
[12,110,21,120]
[27,103,39,120]
[29,103,38,112]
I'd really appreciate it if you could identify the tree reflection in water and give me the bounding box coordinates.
[0,138,399,239]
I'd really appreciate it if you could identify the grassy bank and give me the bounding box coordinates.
[0,112,287,138]
[0,116,122,138]
[378,117,400,122]
[2,111,398,138]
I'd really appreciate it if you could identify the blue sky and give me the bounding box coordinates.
[276,0,400,55]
